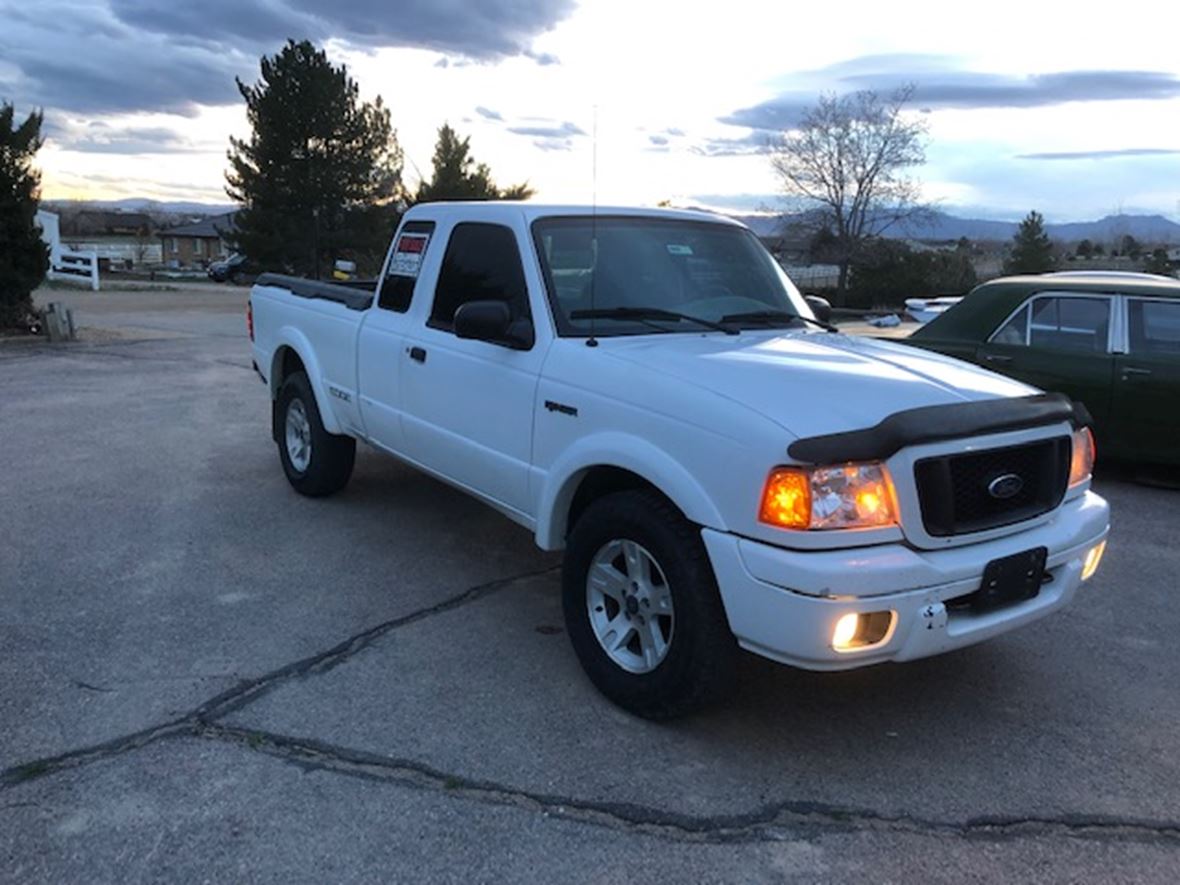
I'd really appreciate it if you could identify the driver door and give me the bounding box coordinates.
[398,221,546,517]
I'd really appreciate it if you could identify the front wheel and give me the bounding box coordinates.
[562,490,737,719]
[275,371,355,497]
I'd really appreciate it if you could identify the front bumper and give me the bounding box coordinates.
[702,490,1109,670]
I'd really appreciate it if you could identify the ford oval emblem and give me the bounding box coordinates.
[987,473,1024,499]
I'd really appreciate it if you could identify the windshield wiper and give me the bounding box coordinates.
[571,307,739,335]
[718,309,838,333]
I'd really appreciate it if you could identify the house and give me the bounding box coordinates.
[58,209,159,268]
[159,212,238,269]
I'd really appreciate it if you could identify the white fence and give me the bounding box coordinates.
[48,250,100,291]
[37,209,100,291]
[781,264,841,290]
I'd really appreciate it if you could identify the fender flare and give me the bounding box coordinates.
[268,327,343,435]
[535,431,726,550]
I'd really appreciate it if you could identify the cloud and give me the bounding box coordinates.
[47,122,205,154]
[648,135,669,146]
[532,137,575,152]
[0,0,576,116]
[721,56,1180,131]
[691,130,777,157]
[475,106,504,121]
[525,50,560,66]
[0,2,247,115]
[109,0,575,60]
[1016,148,1180,161]
[507,121,586,138]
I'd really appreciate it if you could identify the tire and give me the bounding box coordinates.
[275,371,355,497]
[562,489,738,720]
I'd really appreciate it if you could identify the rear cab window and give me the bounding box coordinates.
[377,221,435,312]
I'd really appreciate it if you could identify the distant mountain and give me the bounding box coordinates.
[44,198,238,216]
[714,209,1180,244]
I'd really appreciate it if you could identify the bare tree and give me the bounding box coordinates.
[770,85,928,303]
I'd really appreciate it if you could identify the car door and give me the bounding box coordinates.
[1110,297,1180,463]
[398,221,545,516]
[356,220,437,452]
[975,292,1115,432]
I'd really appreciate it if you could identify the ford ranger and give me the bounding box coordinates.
[248,203,1110,719]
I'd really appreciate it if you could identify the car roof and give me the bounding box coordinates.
[403,201,746,228]
[911,271,1180,342]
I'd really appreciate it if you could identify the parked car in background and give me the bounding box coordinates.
[208,253,256,283]
[907,272,1180,465]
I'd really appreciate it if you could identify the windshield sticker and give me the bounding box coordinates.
[390,232,430,277]
[666,244,693,256]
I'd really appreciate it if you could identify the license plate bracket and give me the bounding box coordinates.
[973,547,1048,612]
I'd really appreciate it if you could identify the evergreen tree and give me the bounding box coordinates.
[0,103,48,330]
[1004,210,1056,274]
[1075,238,1093,259]
[226,40,404,278]
[1144,247,1173,276]
[415,123,534,202]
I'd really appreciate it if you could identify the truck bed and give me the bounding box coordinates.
[255,273,375,312]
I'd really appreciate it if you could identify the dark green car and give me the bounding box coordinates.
[907,272,1180,465]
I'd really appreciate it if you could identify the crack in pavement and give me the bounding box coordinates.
[0,566,555,789]
[3,564,1179,847]
[194,724,1180,847]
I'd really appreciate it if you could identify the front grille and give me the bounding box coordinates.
[914,438,1071,537]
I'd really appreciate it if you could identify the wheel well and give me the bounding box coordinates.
[274,347,306,393]
[566,466,669,540]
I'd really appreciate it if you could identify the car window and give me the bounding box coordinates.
[992,305,1029,344]
[1027,296,1110,353]
[429,223,529,330]
[532,216,810,336]
[1128,299,1180,356]
[377,221,435,313]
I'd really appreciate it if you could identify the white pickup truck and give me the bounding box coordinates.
[248,202,1110,719]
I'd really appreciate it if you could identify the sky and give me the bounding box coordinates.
[2,0,1180,221]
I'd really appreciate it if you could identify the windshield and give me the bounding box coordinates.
[532,216,812,336]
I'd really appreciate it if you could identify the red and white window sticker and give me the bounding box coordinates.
[390,232,430,277]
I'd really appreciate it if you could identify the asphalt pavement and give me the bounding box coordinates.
[1,282,1178,883]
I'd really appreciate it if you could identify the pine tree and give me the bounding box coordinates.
[414,124,534,203]
[1004,210,1056,274]
[0,103,49,330]
[226,40,404,278]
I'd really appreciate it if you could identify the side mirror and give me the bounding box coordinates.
[805,295,832,325]
[453,300,534,349]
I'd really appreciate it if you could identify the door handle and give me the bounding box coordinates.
[1122,366,1152,379]
[982,353,1013,364]
[409,346,427,364]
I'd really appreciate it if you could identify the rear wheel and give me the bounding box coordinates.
[275,371,355,497]
[562,489,737,719]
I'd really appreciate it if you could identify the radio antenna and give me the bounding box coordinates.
[587,103,599,348]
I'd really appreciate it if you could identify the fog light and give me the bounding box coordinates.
[832,614,859,649]
[832,610,895,652]
[1081,540,1106,581]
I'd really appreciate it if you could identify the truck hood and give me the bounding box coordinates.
[600,331,1036,442]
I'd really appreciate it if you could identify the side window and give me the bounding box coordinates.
[1028,296,1110,353]
[378,221,435,312]
[429,223,529,329]
[1128,299,1180,355]
[991,305,1029,345]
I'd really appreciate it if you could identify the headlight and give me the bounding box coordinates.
[1069,427,1095,487]
[760,463,898,530]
